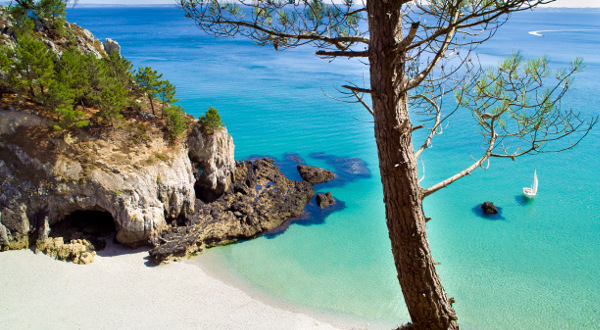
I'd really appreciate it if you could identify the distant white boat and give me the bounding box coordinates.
[523,169,538,199]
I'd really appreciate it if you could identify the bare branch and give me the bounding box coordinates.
[316,50,370,58]
[342,85,374,94]
[423,133,497,198]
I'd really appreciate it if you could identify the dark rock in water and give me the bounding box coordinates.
[297,164,335,185]
[481,201,498,215]
[309,153,371,184]
[284,152,304,163]
[149,158,314,264]
[316,192,336,209]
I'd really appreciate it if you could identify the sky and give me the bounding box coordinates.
[72,0,600,7]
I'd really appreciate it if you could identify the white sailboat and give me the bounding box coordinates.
[522,169,538,199]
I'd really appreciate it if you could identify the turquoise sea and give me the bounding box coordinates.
[68,6,599,329]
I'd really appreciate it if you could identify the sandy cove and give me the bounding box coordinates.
[0,244,341,330]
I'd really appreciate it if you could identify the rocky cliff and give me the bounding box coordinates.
[0,7,318,264]
[0,107,236,251]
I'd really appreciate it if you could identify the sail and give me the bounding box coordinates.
[532,170,538,194]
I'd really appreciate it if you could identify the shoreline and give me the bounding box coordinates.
[0,243,342,330]
[189,248,405,330]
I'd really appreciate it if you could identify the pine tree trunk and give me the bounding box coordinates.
[367,2,458,328]
[149,95,156,116]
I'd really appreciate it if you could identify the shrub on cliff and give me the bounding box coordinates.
[0,46,11,97]
[135,66,162,116]
[11,34,55,102]
[165,104,187,137]
[198,106,224,134]
[8,0,68,37]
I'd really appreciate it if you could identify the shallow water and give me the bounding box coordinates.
[68,6,600,329]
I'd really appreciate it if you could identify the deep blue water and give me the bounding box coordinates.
[67,6,600,329]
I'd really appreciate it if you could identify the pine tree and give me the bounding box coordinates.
[36,0,67,37]
[180,1,598,327]
[104,51,134,91]
[0,46,13,97]
[55,47,89,105]
[164,104,187,137]
[12,34,55,101]
[157,79,178,117]
[96,83,128,127]
[84,54,110,103]
[198,106,224,134]
[135,66,163,116]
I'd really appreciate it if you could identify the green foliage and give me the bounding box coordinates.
[8,0,69,37]
[12,34,56,100]
[0,46,12,96]
[46,78,88,129]
[103,51,134,91]
[455,51,590,154]
[155,153,168,162]
[44,79,73,112]
[1,4,188,134]
[164,104,187,137]
[157,80,178,114]
[95,83,128,126]
[198,106,224,134]
[135,66,163,116]
[55,47,89,102]
[36,0,67,37]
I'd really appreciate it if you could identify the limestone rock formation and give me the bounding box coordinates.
[316,192,336,209]
[149,158,314,264]
[297,164,335,185]
[103,38,121,55]
[188,123,236,202]
[35,237,96,265]
[0,108,217,250]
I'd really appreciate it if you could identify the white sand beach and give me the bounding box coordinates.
[0,244,342,330]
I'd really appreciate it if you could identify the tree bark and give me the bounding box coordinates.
[367,1,458,329]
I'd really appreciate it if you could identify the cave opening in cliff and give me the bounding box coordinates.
[49,210,116,250]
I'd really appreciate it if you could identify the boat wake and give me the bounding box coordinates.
[528,28,599,37]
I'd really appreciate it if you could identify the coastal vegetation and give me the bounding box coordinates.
[179,0,597,328]
[198,106,224,134]
[0,1,190,137]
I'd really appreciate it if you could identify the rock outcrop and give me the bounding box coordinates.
[0,108,236,251]
[188,123,236,202]
[35,237,96,265]
[149,158,314,264]
[103,38,121,55]
[316,192,336,209]
[481,201,498,215]
[297,164,335,185]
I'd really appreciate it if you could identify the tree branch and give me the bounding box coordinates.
[423,133,497,198]
[342,85,374,94]
[348,89,374,116]
[316,50,370,58]
[414,93,442,158]
[405,10,460,91]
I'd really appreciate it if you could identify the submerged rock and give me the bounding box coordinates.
[316,192,336,209]
[481,201,498,215]
[149,158,314,264]
[297,164,335,185]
